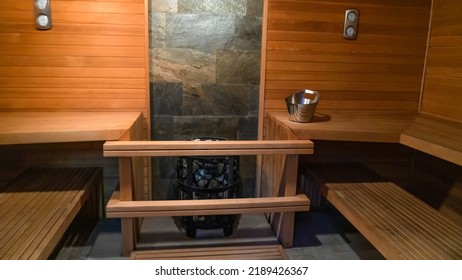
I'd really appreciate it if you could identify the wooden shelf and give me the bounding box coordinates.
[400,115,462,166]
[266,110,416,143]
[0,111,143,145]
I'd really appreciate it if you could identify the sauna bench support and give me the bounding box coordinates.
[0,167,103,260]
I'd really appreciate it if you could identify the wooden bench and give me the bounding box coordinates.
[103,140,313,256]
[0,167,102,260]
[266,110,462,259]
[130,245,288,260]
[323,182,462,260]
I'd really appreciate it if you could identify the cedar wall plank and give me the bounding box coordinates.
[263,0,431,112]
[0,0,149,117]
[421,0,462,123]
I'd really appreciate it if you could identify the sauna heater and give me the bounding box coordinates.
[176,137,241,238]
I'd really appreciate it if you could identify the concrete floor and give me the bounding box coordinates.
[53,209,384,260]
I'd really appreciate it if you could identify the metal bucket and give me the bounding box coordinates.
[285,89,320,123]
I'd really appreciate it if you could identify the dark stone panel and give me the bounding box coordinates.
[150,82,183,116]
[216,50,261,84]
[151,115,174,140]
[183,83,251,116]
[248,84,260,115]
[152,177,177,200]
[178,0,246,15]
[150,48,216,83]
[225,16,262,50]
[149,13,167,48]
[239,155,257,197]
[247,0,263,17]
[173,116,239,140]
[166,14,235,50]
[238,116,258,140]
[153,156,178,180]
[240,176,256,198]
[149,0,263,201]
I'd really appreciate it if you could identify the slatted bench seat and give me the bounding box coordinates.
[130,245,288,260]
[0,167,102,260]
[323,182,462,260]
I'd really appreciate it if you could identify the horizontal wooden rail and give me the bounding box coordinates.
[106,191,310,218]
[103,140,314,157]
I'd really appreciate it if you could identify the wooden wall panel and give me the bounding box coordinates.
[421,0,462,123]
[262,0,431,112]
[0,0,149,117]
[0,0,150,199]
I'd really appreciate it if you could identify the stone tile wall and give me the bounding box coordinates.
[149,0,263,199]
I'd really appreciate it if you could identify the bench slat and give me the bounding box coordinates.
[324,182,462,260]
[106,191,310,218]
[130,245,288,260]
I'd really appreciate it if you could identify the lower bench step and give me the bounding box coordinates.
[0,167,102,260]
[324,182,462,259]
[130,245,288,260]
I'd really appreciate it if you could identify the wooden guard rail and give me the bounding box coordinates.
[103,140,313,257]
[103,140,314,157]
[107,192,309,218]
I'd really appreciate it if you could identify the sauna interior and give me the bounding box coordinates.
[0,0,461,260]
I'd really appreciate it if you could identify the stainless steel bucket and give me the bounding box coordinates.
[285,89,320,123]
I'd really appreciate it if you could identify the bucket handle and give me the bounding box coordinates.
[295,89,320,104]
[301,89,321,103]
